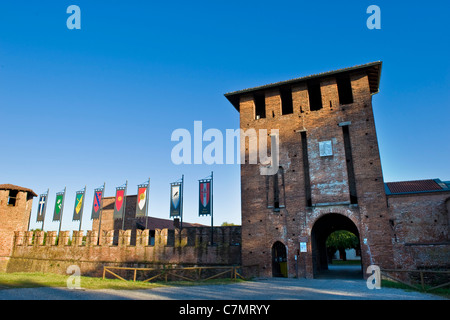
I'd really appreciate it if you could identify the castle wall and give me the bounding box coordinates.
[388,192,450,270]
[7,226,241,276]
[0,190,33,272]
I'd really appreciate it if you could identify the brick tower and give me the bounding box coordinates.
[225,61,394,278]
[0,184,36,271]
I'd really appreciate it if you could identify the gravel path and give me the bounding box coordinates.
[0,277,445,300]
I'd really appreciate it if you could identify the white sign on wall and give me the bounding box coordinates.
[300,242,307,253]
[319,140,333,157]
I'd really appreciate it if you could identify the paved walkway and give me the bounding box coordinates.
[0,277,445,300]
[314,264,364,279]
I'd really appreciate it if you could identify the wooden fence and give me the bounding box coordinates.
[381,269,450,292]
[103,265,250,283]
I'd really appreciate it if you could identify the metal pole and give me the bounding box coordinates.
[78,186,86,232]
[97,183,105,245]
[42,188,49,231]
[211,171,214,246]
[58,186,66,236]
[121,180,128,230]
[145,178,150,230]
[180,175,184,230]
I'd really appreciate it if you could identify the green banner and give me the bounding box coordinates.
[53,193,64,221]
[72,191,84,221]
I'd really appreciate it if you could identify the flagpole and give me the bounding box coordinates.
[97,182,105,245]
[145,177,150,230]
[211,171,214,246]
[180,175,184,230]
[42,188,49,231]
[58,186,66,236]
[78,186,86,232]
[121,180,128,230]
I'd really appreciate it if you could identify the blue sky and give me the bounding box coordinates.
[1,1,449,232]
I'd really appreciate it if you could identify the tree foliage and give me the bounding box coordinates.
[326,230,359,250]
[221,222,237,226]
[326,230,359,261]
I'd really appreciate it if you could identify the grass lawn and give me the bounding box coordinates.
[330,259,362,265]
[0,272,244,290]
[381,279,450,299]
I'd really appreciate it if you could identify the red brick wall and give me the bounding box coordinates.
[7,227,241,275]
[0,190,33,271]
[91,195,138,239]
[239,70,394,278]
[389,192,450,269]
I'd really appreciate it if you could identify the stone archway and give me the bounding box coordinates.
[272,241,287,277]
[311,213,363,279]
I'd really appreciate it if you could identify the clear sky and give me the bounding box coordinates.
[1,1,449,232]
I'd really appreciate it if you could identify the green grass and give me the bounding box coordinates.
[381,279,450,299]
[0,272,245,290]
[330,259,362,265]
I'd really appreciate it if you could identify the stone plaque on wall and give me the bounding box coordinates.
[319,140,333,157]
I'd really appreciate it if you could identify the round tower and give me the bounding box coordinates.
[0,184,36,272]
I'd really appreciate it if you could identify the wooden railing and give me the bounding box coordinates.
[103,265,249,283]
[381,269,450,292]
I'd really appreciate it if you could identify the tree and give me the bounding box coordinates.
[221,222,237,226]
[326,230,359,262]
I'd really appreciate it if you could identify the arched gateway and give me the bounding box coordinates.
[311,213,363,278]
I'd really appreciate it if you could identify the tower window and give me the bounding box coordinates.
[266,167,286,211]
[7,190,18,206]
[254,92,266,119]
[308,81,322,111]
[342,125,358,204]
[301,132,312,207]
[337,75,353,105]
[280,87,293,115]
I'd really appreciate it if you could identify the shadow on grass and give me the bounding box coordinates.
[0,272,246,291]
[382,279,450,299]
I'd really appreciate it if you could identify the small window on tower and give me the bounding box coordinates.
[254,92,266,119]
[7,190,18,206]
[266,167,286,212]
[280,86,293,115]
[337,75,353,105]
[307,81,322,111]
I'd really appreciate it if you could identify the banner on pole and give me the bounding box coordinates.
[91,187,104,219]
[198,179,212,216]
[36,194,47,222]
[136,183,149,217]
[72,190,85,221]
[114,186,127,220]
[170,183,182,217]
[52,191,65,221]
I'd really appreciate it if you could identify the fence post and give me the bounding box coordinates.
[420,272,425,290]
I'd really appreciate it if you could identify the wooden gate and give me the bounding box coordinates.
[102,265,247,283]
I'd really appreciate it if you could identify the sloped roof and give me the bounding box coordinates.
[385,179,450,195]
[103,195,207,229]
[0,184,37,197]
[224,61,382,111]
[142,216,207,230]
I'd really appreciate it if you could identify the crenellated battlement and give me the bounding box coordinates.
[13,226,241,248]
[7,226,241,276]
